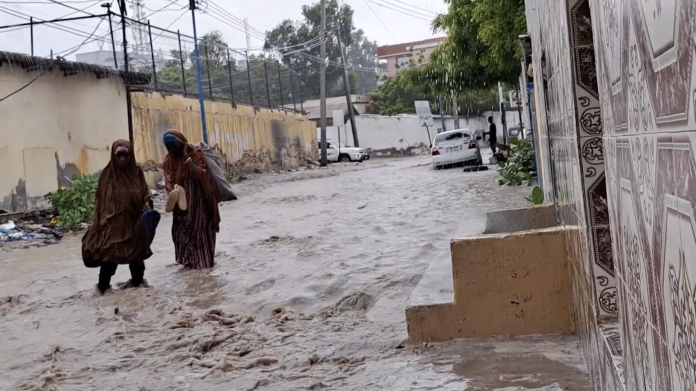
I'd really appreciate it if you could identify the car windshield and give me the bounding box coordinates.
[434,131,471,144]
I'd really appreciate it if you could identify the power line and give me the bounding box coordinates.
[0,0,98,3]
[45,0,101,17]
[207,0,264,35]
[0,71,47,102]
[362,0,396,42]
[364,0,432,21]
[385,0,438,16]
[204,12,265,42]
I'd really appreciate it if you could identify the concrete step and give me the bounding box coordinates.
[406,204,574,344]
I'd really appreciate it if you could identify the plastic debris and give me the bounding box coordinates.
[0,218,64,249]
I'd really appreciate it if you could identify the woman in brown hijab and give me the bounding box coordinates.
[82,140,161,294]
[162,130,220,269]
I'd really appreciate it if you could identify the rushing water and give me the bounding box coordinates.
[0,157,590,390]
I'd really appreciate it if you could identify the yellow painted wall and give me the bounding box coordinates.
[0,66,128,212]
[131,91,317,173]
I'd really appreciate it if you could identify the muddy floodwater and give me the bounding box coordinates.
[0,157,591,390]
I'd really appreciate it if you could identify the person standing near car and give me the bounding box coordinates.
[487,116,497,154]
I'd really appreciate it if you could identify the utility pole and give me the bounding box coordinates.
[189,0,208,144]
[438,95,446,133]
[102,2,118,69]
[244,18,251,52]
[336,30,359,147]
[498,81,508,145]
[319,0,327,166]
[116,0,134,144]
[452,94,459,129]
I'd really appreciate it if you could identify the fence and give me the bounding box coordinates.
[0,10,322,112]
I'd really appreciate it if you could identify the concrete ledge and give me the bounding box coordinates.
[484,203,556,234]
[407,225,573,344]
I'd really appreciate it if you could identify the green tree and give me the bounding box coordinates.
[414,0,526,94]
[346,29,378,94]
[265,0,356,100]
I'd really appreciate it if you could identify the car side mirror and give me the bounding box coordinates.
[476,136,482,141]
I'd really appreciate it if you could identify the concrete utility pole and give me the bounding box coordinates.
[319,0,327,166]
[244,18,251,52]
[116,0,134,144]
[498,81,508,145]
[336,31,359,147]
[189,0,209,144]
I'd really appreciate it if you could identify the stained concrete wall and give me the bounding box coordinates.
[132,91,317,174]
[324,112,522,156]
[0,65,128,212]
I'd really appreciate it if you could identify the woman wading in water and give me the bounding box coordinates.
[82,140,161,294]
[163,130,220,269]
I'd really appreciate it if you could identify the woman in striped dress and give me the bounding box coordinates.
[162,130,220,269]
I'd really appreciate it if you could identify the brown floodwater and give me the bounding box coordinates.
[0,157,591,390]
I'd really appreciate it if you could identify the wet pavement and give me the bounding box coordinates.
[0,157,592,390]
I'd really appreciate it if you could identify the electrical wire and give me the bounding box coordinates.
[204,13,264,42]
[207,0,264,35]
[144,0,187,14]
[204,2,266,40]
[364,0,432,21]
[0,5,106,39]
[150,8,188,42]
[45,0,101,17]
[0,0,98,3]
[361,0,397,42]
[384,0,438,16]
[0,71,47,102]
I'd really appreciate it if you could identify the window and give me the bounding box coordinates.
[396,56,411,71]
[434,131,472,144]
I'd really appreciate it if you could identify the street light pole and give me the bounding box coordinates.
[189,0,208,144]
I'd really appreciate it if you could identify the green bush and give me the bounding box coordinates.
[525,186,544,204]
[45,174,98,230]
[498,138,537,186]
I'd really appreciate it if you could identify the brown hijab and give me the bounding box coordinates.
[162,130,220,231]
[82,140,153,266]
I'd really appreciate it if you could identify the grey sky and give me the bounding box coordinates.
[0,0,447,61]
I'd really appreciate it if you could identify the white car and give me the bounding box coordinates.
[318,140,370,163]
[431,129,482,170]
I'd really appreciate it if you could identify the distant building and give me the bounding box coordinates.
[377,37,446,78]
[288,95,371,126]
[75,50,167,71]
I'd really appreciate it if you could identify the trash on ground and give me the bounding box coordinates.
[0,219,65,249]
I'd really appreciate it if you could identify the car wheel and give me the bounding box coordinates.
[339,154,351,163]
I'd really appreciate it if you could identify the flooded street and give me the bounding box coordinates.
[0,157,589,390]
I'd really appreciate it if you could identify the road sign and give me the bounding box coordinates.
[332,109,344,127]
[414,100,434,127]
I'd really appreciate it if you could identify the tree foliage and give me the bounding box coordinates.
[367,60,501,116]
[413,0,526,94]
[154,31,299,109]
[265,0,379,99]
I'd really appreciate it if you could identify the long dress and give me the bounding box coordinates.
[82,139,156,267]
[163,131,220,269]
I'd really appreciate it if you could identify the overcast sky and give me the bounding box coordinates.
[0,0,447,61]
